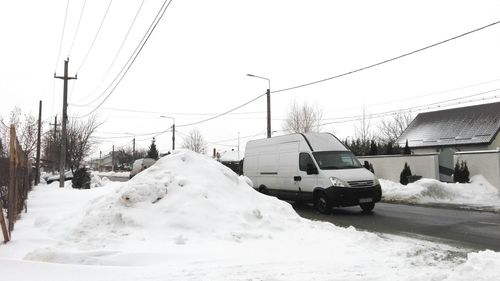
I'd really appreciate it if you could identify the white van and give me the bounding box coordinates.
[243,133,381,213]
[129,158,156,179]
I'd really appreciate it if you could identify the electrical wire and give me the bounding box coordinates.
[53,0,70,115]
[271,19,500,94]
[54,0,70,72]
[75,0,146,104]
[68,0,87,57]
[76,0,114,73]
[322,88,500,121]
[73,0,174,118]
[176,92,267,127]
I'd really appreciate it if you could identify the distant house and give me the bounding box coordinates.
[397,102,500,181]
[216,149,242,175]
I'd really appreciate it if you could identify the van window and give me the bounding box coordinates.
[312,151,362,170]
[299,153,314,172]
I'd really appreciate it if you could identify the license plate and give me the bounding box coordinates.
[359,198,372,203]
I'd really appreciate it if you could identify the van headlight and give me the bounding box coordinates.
[373,176,380,186]
[330,177,350,187]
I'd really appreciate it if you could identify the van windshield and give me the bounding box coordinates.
[312,151,363,170]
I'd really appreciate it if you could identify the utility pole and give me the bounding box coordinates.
[99,151,102,172]
[35,100,42,185]
[112,145,115,172]
[55,59,77,187]
[132,137,136,159]
[49,116,60,173]
[172,124,175,150]
[266,89,271,138]
[246,74,271,138]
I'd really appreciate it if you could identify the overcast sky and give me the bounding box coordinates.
[1,0,500,158]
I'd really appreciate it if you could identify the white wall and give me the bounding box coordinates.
[454,150,500,191]
[358,154,440,183]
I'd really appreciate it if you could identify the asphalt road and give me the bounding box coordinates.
[294,202,500,251]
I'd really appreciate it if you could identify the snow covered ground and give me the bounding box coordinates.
[381,176,500,212]
[1,150,499,280]
[93,171,130,178]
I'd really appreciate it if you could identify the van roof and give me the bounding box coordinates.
[246,133,348,152]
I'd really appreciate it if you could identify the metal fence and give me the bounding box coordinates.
[0,124,33,243]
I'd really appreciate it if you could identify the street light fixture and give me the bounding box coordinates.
[247,74,271,138]
[160,115,176,151]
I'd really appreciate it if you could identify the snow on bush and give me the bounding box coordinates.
[381,175,500,211]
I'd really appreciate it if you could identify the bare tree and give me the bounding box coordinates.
[377,111,413,143]
[42,115,102,172]
[182,129,207,154]
[7,107,38,159]
[354,105,372,143]
[283,100,323,133]
[66,115,102,171]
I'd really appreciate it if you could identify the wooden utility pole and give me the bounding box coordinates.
[8,126,16,232]
[55,59,77,188]
[35,101,42,185]
[49,116,60,173]
[112,145,115,172]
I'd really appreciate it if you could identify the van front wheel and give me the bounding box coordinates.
[315,192,331,214]
[360,202,375,213]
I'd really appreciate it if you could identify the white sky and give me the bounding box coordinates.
[1,0,500,158]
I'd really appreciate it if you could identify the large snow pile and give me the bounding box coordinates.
[1,150,500,280]
[381,176,500,212]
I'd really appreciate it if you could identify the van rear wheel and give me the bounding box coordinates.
[315,192,331,214]
[258,185,268,195]
[360,202,375,213]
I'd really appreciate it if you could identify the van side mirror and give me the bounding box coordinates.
[306,163,318,175]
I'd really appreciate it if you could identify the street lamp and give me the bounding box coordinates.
[247,74,271,138]
[124,132,136,165]
[160,115,175,150]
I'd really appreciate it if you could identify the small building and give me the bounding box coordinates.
[216,149,242,175]
[397,102,500,181]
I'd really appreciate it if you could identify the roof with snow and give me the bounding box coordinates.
[218,149,240,162]
[397,102,500,148]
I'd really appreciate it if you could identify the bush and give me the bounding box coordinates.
[72,167,91,189]
[453,160,470,183]
[400,162,412,185]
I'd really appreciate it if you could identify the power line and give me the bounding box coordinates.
[68,0,87,57]
[54,0,70,71]
[75,0,146,105]
[76,0,113,73]
[323,88,500,121]
[176,92,267,127]
[321,95,500,128]
[73,0,174,118]
[271,19,500,94]
[70,104,265,116]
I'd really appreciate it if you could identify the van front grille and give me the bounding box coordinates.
[348,180,374,188]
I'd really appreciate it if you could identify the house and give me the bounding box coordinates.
[397,102,500,181]
[216,149,242,175]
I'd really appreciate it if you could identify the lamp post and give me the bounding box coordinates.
[124,132,136,166]
[160,116,175,151]
[247,74,271,138]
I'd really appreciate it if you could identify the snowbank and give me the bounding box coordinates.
[93,171,130,178]
[381,176,500,212]
[1,150,499,280]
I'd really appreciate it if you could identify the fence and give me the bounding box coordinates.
[454,150,500,191]
[358,153,440,183]
[0,125,33,243]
